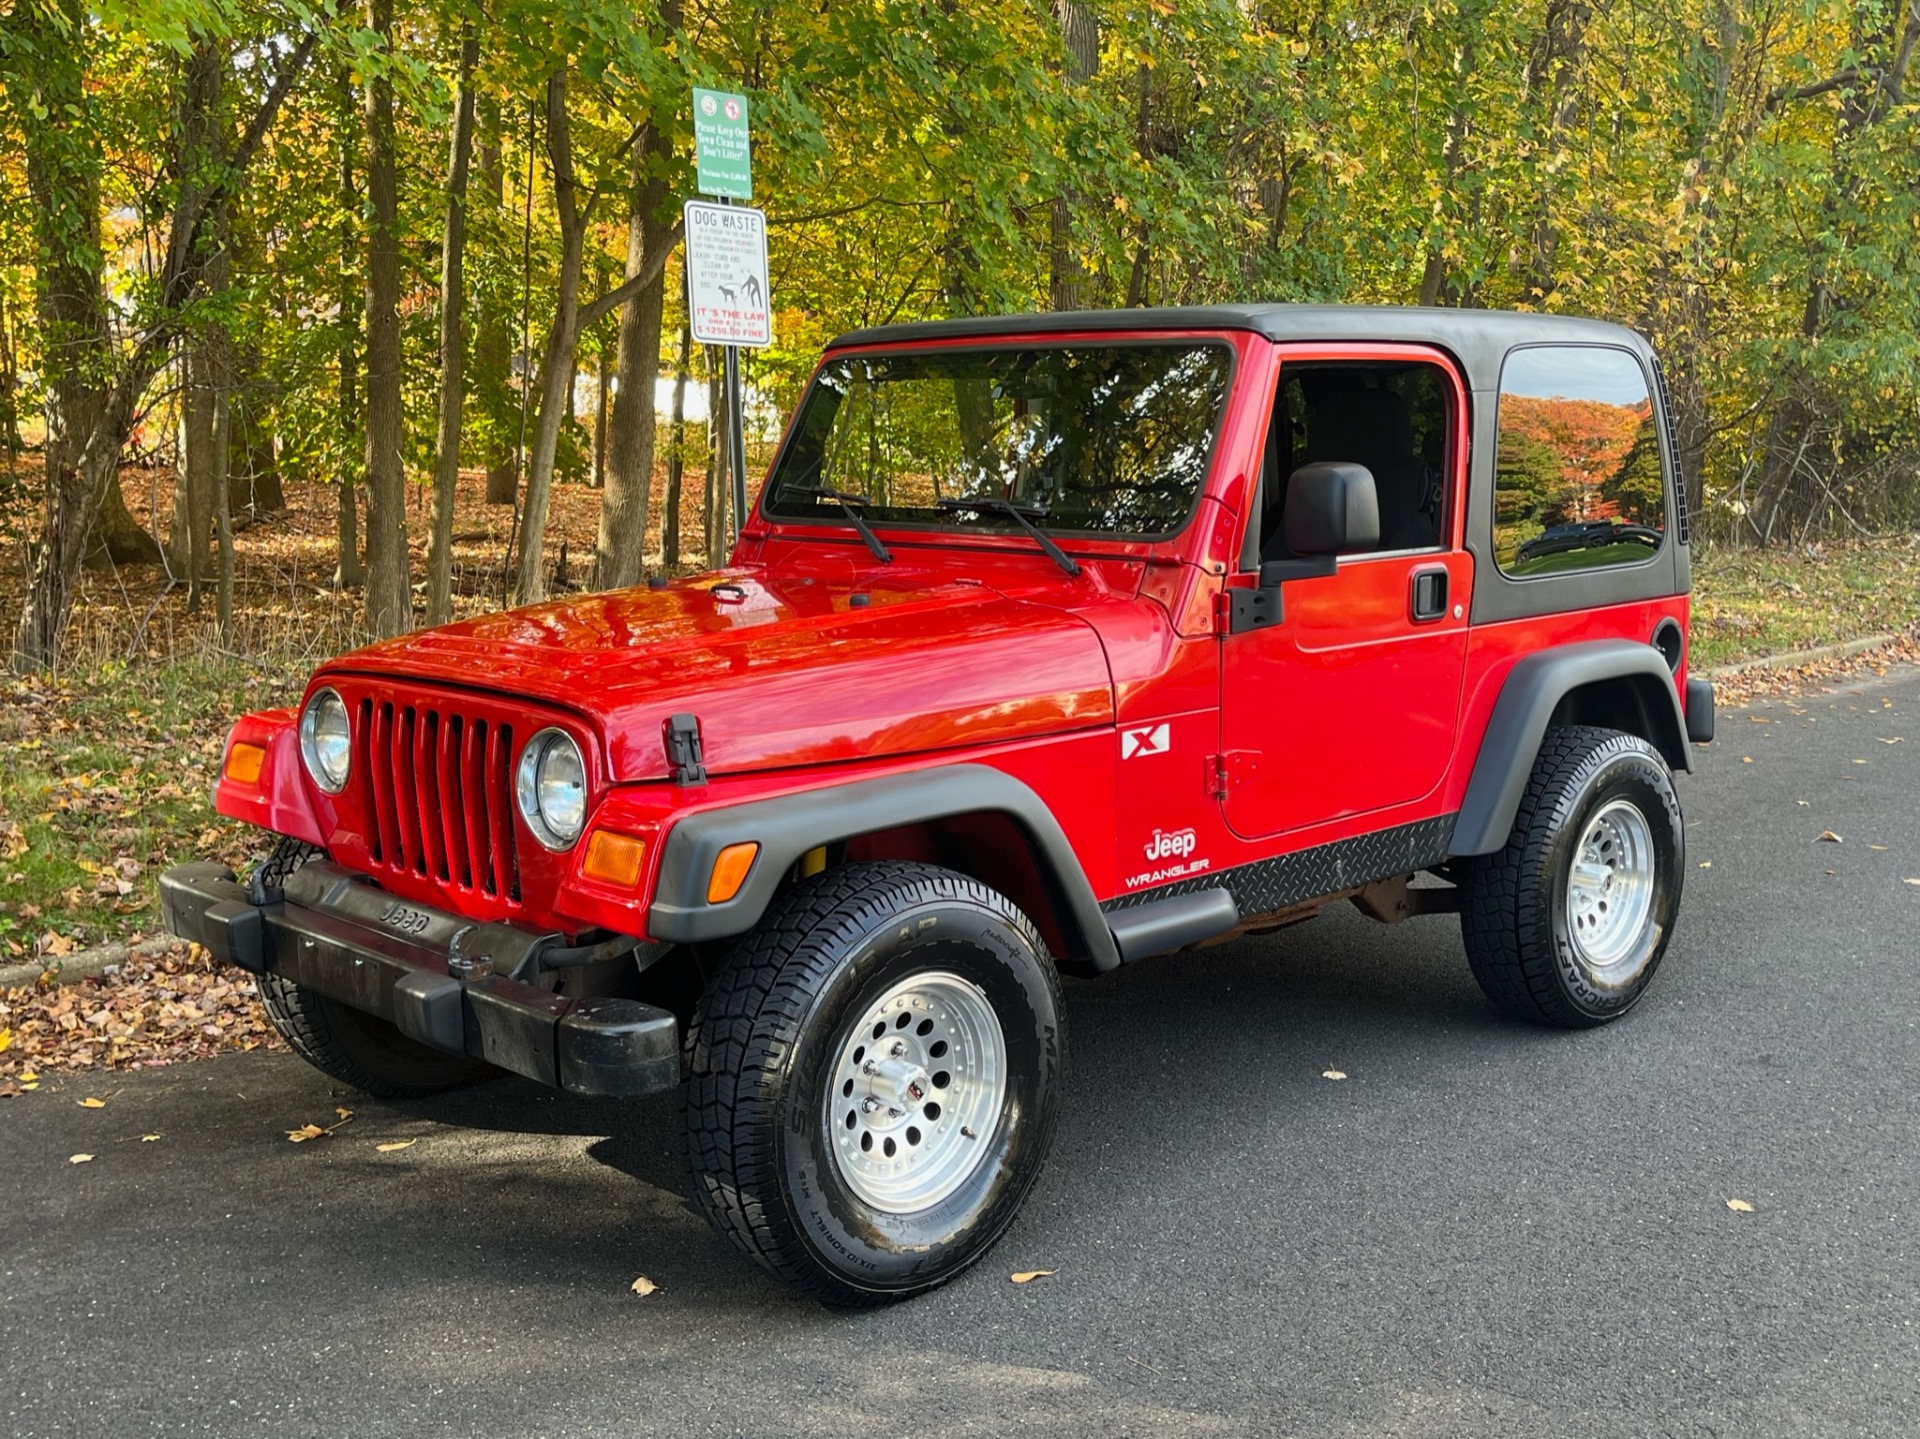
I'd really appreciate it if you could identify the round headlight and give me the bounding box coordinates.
[299,687,351,794]
[516,728,587,850]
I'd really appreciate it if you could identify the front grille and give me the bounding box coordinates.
[354,698,519,905]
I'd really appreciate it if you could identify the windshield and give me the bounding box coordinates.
[764,342,1233,540]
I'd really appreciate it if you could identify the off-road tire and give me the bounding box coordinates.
[686,862,1064,1307]
[250,836,494,1099]
[1462,725,1684,1029]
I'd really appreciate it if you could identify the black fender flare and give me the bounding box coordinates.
[1450,640,1691,858]
[647,763,1122,972]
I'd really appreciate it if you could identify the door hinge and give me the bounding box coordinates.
[1215,586,1281,635]
[1207,753,1228,800]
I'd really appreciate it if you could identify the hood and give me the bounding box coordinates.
[326,570,1115,780]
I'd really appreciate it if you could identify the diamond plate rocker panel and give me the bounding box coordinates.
[1103,814,1457,919]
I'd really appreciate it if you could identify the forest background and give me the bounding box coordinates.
[2,0,1918,665]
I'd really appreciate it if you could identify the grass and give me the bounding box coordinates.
[0,656,303,964]
[1688,536,1920,670]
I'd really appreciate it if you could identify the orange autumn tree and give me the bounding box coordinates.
[1496,394,1656,534]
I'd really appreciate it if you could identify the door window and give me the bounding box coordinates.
[1258,361,1451,561]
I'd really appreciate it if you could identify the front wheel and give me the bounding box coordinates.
[686,862,1064,1306]
[1462,725,1684,1028]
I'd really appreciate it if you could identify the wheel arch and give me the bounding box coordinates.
[1451,640,1690,858]
[647,764,1122,973]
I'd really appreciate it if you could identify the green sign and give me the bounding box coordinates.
[692,87,752,200]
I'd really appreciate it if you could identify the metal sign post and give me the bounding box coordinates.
[690,88,761,543]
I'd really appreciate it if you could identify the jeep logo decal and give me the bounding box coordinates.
[1143,827,1197,862]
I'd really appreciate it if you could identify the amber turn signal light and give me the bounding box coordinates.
[707,842,759,904]
[581,829,646,888]
[224,742,266,785]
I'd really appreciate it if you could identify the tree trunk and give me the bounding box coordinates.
[8,0,130,666]
[1047,2,1099,312]
[426,24,478,628]
[594,76,678,590]
[592,340,609,490]
[0,293,20,456]
[361,0,410,637]
[210,284,234,647]
[475,101,517,505]
[333,64,364,588]
[86,473,160,569]
[171,340,215,605]
[227,381,284,517]
[704,358,725,569]
[513,71,587,605]
[8,12,309,669]
[663,320,689,571]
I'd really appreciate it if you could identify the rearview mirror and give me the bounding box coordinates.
[1284,462,1380,556]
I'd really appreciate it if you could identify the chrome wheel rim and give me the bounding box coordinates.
[824,971,1006,1214]
[1565,798,1657,978]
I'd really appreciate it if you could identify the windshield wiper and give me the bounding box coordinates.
[934,497,1081,577]
[791,485,893,563]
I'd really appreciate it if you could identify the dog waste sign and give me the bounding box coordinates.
[692,87,751,200]
[683,200,771,348]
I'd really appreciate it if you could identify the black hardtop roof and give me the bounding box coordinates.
[825,304,1654,391]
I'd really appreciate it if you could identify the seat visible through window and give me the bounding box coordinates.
[1260,362,1448,560]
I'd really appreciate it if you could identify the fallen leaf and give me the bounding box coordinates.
[1876,736,1902,744]
[1796,799,1809,806]
[1903,878,1920,886]
[630,1275,659,1296]
[1010,1270,1056,1284]
[1749,715,1769,723]
[375,1140,417,1153]
[286,1123,327,1143]
[1321,1069,1348,1080]
[1851,758,1868,765]
[1698,861,1712,869]
[1817,831,1843,843]
[1741,756,1752,763]
[1869,844,1888,851]
[141,1134,161,1142]
[335,1107,354,1120]
[69,1153,94,1165]
[1725,1198,1753,1213]
[78,1097,107,1109]
[0,1027,10,1055]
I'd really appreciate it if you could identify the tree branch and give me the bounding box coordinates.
[576,221,684,332]
[1763,65,1862,112]
[160,30,317,311]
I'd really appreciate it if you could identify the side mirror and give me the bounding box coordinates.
[1283,462,1379,556]
[1229,462,1379,634]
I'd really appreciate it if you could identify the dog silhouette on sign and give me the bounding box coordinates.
[717,283,738,305]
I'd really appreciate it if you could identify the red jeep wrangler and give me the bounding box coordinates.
[162,305,1715,1305]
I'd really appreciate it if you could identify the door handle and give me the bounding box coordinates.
[1410,567,1448,622]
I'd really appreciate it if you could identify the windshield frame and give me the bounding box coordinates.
[755,332,1243,552]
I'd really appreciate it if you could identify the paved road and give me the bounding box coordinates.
[5,670,1917,1439]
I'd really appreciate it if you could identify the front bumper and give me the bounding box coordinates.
[159,861,678,1098]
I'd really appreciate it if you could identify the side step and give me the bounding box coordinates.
[1105,889,1240,964]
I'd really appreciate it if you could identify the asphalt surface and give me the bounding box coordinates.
[4,668,1917,1438]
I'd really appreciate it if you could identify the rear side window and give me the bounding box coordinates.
[1494,346,1666,577]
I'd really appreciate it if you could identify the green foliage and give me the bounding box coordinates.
[2,0,1917,548]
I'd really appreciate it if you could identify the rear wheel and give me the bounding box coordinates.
[1463,726,1684,1028]
[686,862,1063,1306]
